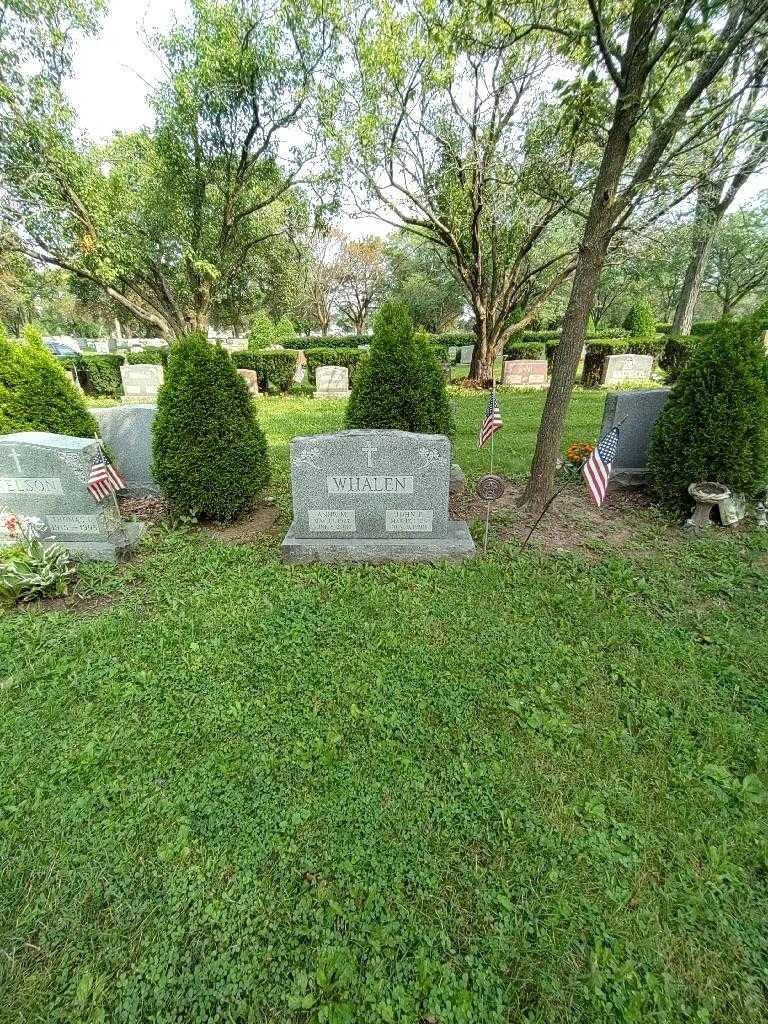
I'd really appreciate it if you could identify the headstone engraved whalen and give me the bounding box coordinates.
[599,387,671,486]
[280,429,475,564]
[91,404,159,496]
[0,432,144,559]
[120,363,164,399]
[601,353,654,387]
[314,365,351,399]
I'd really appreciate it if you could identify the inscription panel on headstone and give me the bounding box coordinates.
[601,354,654,386]
[120,363,164,398]
[314,365,350,398]
[289,429,451,540]
[0,432,142,558]
[502,359,548,388]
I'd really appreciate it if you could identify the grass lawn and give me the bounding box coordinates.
[2,389,767,1023]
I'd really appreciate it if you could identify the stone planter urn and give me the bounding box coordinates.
[685,481,731,531]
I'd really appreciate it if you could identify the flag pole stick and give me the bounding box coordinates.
[483,380,496,555]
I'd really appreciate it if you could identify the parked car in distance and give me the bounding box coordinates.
[44,340,80,358]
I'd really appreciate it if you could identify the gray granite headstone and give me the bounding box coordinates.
[314,365,350,399]
[602,353,654,386]
[91,404,159,496]
[459,345,474,365]
[281,429,475,563]
[237,368,260,397]
[0,432,144,559]
[447,346,458,362]
[120,363,164,399]
[600,388,671,486]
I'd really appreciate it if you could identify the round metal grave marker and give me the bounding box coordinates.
[476,474,505,501]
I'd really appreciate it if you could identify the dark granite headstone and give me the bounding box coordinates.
[91,404,159,496]
[600,388,671,486]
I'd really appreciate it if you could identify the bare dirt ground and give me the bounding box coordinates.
[203,502,282,542]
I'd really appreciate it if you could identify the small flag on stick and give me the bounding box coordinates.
[88,449,125,502]
[478,389,503,448]
[582,426,620,507]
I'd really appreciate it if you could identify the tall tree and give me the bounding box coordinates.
[348,3,587,379]
[704,204,768,317]
[525,0,768,509]
[336,235,388,333]
[382,232,466,332]
[1,0,337,337]
[672,55,768,334]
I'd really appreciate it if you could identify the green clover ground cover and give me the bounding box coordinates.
[1,390,767,1023]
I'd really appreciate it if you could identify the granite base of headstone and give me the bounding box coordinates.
[91,404,159,496]
[501,359,548,388]
[601,353,654,387]
[314,365,351,400]
[0,432,144,560]
[280,429,475,564]
[120,363,164,399]
[600,387,670,487]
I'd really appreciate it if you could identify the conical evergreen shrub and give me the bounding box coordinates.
[0,324,99,438]
[345,303,452,434]
[153,333,270,520]
[623,298,656,337]
[648,324,768,512]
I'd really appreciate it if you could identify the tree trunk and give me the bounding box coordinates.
[524,5,655,510]
[469,310,497,383]
[672,180,720,335]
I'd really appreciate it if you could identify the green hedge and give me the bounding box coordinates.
[690,320,722,337]
[60,353,124,398]
[125,348,168,366]
[304,348,365,384]
[231,351,296,393]
[659,335,699,382]
[283,335,371,350]
[503,341,546,360]
[655,322,673,335]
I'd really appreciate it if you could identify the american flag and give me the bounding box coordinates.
[88,450,125,502]
[582,426,620,507]
[478,390,503,448]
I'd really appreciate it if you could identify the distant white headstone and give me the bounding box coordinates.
[602,354,654,387]
[314,365,350,399]
[120,363,164,399]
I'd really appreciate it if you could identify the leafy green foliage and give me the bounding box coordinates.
[649,326,768,511]
[504,342,546,360]
[659,335,699,382]
[153,334,270,520]
[0,515,75,607]
[0,325,99,436]
[623,298,656,337]
[60,354,124,397]
[125,349,168,366]
[345,303,451,434]
[1,392,767,1019]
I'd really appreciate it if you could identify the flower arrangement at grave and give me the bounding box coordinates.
[0,511,76,606]
[565,442,594,468]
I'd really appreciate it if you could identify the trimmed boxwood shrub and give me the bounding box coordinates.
[60,353,124,397]
[648,325,768,512]
[153,333,270,520]
[623,298,656,337]
[690,320,723,336]
[503,341,546,360]
[345,302,452,434]
[655,322,673,335]
[283,334,371,350]
[125,348,168,366]
[305,347,364,384]
[415,329,453,435]
[231,351,296,393]
[0,325,99,437]
[659,335,699,382]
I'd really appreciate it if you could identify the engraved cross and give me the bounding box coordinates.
[362,440,378,468]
